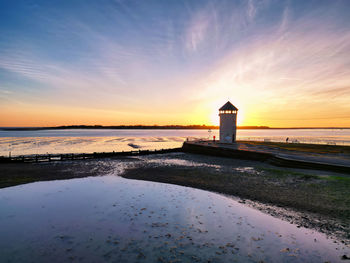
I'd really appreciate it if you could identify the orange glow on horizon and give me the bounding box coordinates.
[1,1,350,128]
[1,101,350,128]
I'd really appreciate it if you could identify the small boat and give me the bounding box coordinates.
[128,143,141,149]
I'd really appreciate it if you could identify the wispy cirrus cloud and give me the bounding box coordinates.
[185,8,212,52]
[1,0,350,126]
[185,3,350,125]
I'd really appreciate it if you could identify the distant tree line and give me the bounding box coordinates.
[1,125,272,131]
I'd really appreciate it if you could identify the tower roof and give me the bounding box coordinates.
[219,101,238,111]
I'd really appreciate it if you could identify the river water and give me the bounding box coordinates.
[1,128,350,156]
[0,173,348,263]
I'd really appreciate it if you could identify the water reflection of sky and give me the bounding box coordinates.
[140,157,221,169]
[1,129,350,156]
[0,136,185,156]
[0,175,348,263]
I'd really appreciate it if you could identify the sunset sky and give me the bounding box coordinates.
[1,0,350,127]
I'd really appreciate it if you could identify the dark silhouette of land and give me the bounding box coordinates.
[2,125,349,131]
[1,125,268,131]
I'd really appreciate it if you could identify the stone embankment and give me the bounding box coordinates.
[182,141,350,174]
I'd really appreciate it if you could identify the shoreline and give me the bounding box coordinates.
[2,141,350,173]
[2,126,350,131]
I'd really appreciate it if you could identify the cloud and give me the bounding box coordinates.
[247,0,257,20]
[185,9,211,52]
[311,86,350,98]
[247,0,271,22]
[1,0,350,126]
[191,7,350,102]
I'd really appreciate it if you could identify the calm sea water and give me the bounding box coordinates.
[0,173,348,262]
[1,129,350,156]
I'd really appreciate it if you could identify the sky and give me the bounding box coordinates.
[1,0,350,127]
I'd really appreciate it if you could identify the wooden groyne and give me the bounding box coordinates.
[0,148,182,164]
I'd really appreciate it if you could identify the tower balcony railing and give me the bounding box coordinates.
[219,110,237,114]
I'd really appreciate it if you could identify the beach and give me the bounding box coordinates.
[1,129,350,261]
[1,152,350,246]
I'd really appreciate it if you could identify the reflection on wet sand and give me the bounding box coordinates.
[0,136,187,156]
[0,175,348,263]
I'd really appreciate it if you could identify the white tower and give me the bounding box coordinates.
[219,101,238,143]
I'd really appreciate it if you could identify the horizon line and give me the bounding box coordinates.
[1,125,350,130]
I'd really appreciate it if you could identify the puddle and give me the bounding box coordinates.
[0,175,348,262]
[139,156,222,169]
[233,167,261,175]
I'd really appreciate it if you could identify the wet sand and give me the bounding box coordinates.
[1,153,349,245]
[121,153,350,244]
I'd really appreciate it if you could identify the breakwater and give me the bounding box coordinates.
[182,141,350,174]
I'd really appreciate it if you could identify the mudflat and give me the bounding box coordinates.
[1,153,349,244]
[122,153,350,244]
